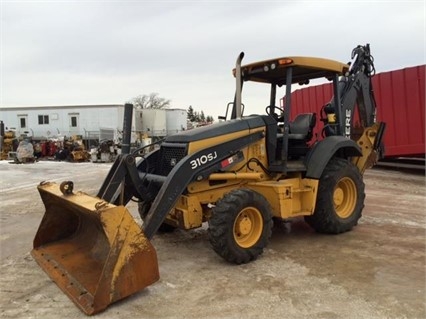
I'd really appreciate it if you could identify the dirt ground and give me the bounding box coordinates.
[0,160,425,319]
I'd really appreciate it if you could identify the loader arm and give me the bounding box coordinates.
[97,148,163,205]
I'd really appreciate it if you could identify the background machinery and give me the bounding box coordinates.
[32,44,385,315]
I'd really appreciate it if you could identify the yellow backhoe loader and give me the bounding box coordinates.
[32,44,385,315]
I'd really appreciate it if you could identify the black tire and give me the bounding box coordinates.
[305,157,365,234]
[208,189,273,264]
[138,201,176,233]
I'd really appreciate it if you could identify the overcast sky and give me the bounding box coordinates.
[1,0,425,119]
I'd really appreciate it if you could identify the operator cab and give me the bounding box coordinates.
[236,55,349,125]
[233,55,349,172]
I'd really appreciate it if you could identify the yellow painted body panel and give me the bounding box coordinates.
[188,129,249,154]
[248,178,319,218]
[166,176,319,229]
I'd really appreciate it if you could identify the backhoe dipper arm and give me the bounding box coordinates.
[325,44,380,139]
[142,131,264,239]
[337,70,377,137]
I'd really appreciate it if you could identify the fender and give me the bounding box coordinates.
[305,136,362,179]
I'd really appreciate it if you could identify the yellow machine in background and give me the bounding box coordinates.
[65,135,90,162]
[0,130,17,160]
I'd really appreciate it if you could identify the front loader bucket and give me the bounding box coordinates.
[31,182,159,315]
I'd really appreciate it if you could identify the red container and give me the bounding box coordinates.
[289,65,425,157]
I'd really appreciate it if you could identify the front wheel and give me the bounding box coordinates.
[208,189,273,264]
[305,158,365,234]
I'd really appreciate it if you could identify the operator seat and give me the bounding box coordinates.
[275,113,317,159]
[275,112,316,159]
[288,113,316,141]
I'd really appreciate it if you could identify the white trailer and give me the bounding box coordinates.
[0,105,124,140]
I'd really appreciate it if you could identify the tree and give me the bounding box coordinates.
[131,93,171,109]
[187,106,214,125]
[194,111,200,122]
[187,105,195,121]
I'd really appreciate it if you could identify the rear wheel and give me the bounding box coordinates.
[305,158,365,234]
[208,189,273,264]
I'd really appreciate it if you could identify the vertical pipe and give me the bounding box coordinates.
[122,103,133,154]
[234,52,245,119]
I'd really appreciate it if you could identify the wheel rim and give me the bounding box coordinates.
[333,177,357,218]
[233,207,263,248]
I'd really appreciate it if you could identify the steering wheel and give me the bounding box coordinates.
[265,105,284,122]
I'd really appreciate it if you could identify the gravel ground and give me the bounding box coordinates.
[0,160,425,319]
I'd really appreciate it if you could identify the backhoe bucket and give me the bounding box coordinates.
[31,182,159,315]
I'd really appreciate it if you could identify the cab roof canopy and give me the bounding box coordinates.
[235,56,349,86]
